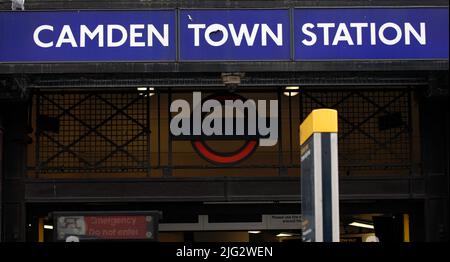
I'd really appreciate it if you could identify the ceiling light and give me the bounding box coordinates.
[276,232,293,237]
[137,87,155,97]
[44,225,54,230]
[283,86,299,97]
[349,222,374,229]
[248,231,261,234]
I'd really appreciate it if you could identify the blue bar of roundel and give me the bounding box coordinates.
[179,9,291,61]
[0,10,176,62]
[294,8,449,60]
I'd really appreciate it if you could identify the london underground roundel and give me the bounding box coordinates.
[170,91,278,166]
[191,93,259,165]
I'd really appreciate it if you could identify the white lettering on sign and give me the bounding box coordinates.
[301,22,426,46]
[33,25,54,48]
[33,24,170,48]
[56,25,78,47]
[188,23,283,47]
[107,24,128,47]
[130,24,145,47]
[31,21,427,50]
[229,24,259,46]
[80,25,104,47]
[350,23,368,45]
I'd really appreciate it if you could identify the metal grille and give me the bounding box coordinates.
[36,91,150,173]
[34,87,413,175]
[301,89,411,172]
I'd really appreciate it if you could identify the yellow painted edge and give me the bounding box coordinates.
[403,214,410,242]
[300,109,338,145]
[38,218,44,242]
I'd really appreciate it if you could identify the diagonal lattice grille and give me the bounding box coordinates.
[301,89,411,172]
[36,92,150,173]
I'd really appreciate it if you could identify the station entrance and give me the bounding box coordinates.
[16,72,422,242]
[26,200,419,242]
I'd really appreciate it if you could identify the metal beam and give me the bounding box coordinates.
[1,0,448,10]
[18,176,426,203]
[1,61,448,75]
[28,73,429,89]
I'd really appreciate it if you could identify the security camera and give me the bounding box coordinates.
[221,73,245,86]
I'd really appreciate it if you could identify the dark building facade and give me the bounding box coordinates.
[0,0,448,242]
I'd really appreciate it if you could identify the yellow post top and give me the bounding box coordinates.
[300,109,338,145]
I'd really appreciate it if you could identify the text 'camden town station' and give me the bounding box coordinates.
[0,8,448,61]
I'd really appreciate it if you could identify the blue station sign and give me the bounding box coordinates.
[0,8,448,62]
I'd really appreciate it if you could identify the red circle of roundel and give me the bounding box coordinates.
[193,140,258,165]
[190,92,259,166]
